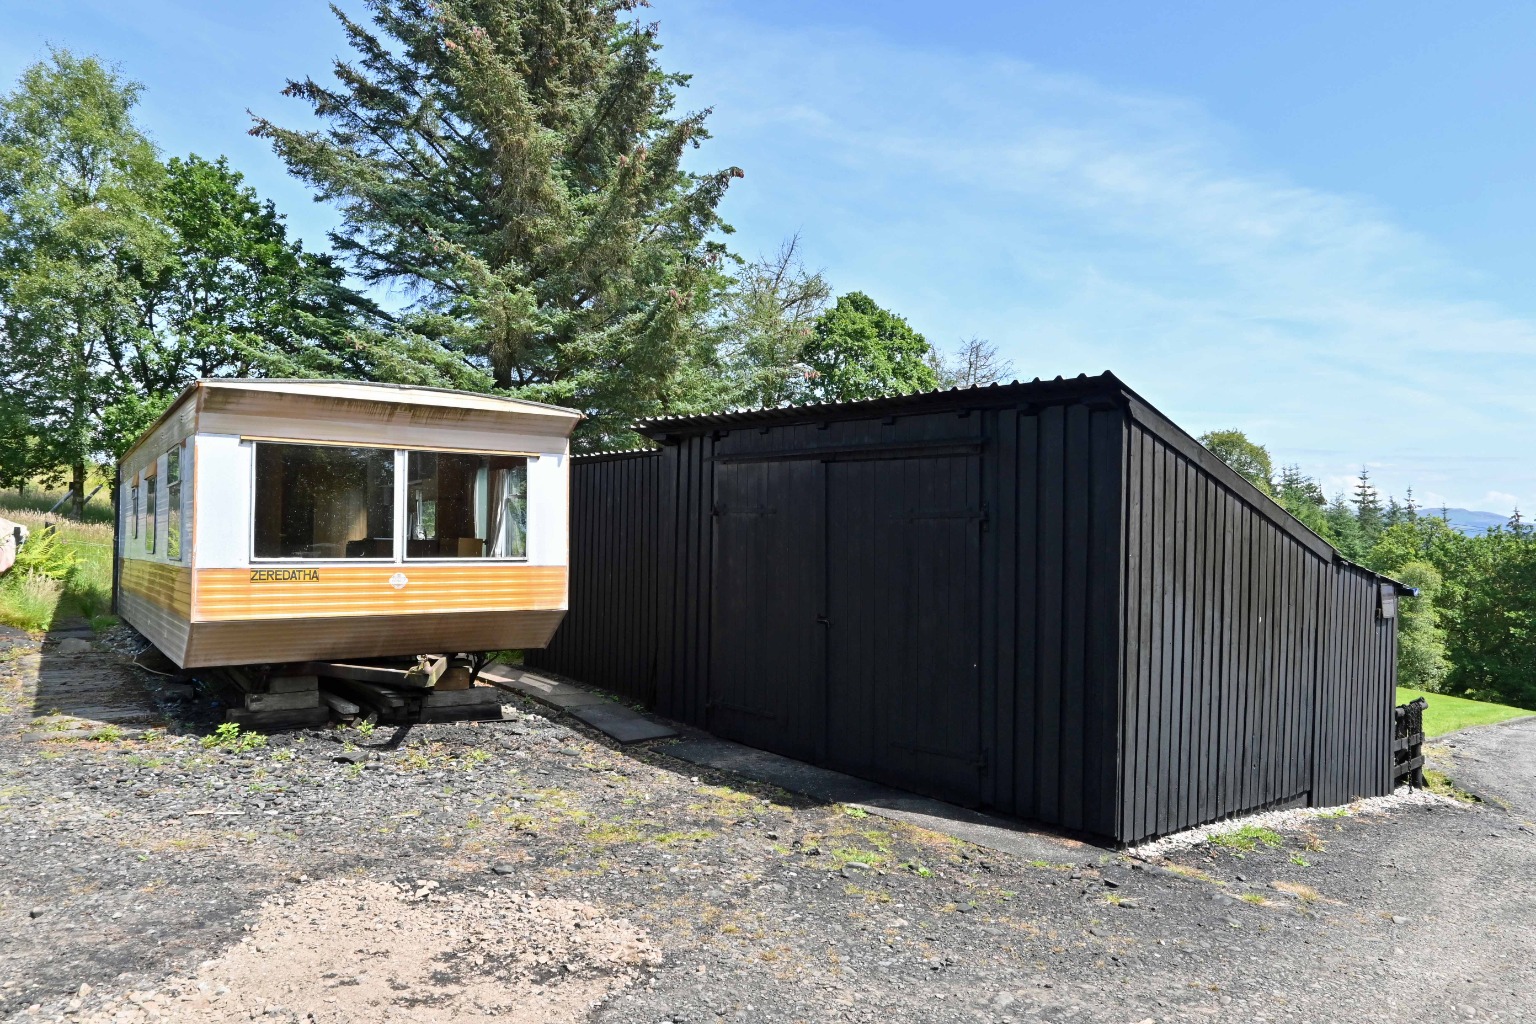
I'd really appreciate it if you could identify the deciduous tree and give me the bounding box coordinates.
[1198,429,1273,494]
[0,50,170,515]
[798,291,938,403]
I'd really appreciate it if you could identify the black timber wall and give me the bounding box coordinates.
[1115,410,1399,839]
[535,392,1127,836]
[532,378,1401,842]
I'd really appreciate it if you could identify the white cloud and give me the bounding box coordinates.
[661,3,1534,510]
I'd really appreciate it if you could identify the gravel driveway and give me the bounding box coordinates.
[2,628,1534,1023]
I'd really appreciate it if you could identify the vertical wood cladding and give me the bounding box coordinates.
[530,376,1403,843]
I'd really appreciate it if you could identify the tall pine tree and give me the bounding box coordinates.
[251,0,742,446]
[1353,466,1384,550]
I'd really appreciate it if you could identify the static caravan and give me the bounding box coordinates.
[116,379,581,669]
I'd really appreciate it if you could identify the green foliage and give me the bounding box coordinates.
[0,50,171,502]
[0,571,62,632]
[715,236,830,408]
[1393,560,1450,692]
[1208,825,1283,853]
[799,292,940,403]
[251,0,743,447]
[1199,429,1274,494]
[1434,523,1536,708]
[11,524,77,580]
[1352,468,1385,550]
[1324,495,1368,562]
[1,53,396,486]
[0,511,114,630]
[200,722,267,752]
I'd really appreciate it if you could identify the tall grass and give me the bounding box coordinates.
[0,508,116,632]
[0,475,115,525]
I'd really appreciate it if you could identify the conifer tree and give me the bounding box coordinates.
[251,0,742,445]
[1353,467,1384,549]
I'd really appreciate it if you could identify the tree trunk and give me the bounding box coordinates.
[71,461,86,520]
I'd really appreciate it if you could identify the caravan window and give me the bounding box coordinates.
[254,443,395,560]
[166,448,182,561]
[406,451,527,560]
[145,473,157,555]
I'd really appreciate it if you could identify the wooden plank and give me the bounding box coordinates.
[1059,403,1090,831]
[226,706,329,730]
[1034,404,1065,825]
[268,674,319,694]
[245,690,319,712]
[1014,411,1041,820]
[319,691,361,717]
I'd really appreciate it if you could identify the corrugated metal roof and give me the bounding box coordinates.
[634,372,1122,436]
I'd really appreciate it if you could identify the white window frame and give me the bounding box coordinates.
[403,448,531,564]
[244,440,538,566]
[247,440,400,564]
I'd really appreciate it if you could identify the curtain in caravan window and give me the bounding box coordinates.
[406,452,526,559]
[486,463,527,558]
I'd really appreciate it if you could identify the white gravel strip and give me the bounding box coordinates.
[1127,786,1468,860]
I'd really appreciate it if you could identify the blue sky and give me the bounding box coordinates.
[5,1,1535,513]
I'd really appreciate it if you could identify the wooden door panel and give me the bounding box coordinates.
[708,460,824,760]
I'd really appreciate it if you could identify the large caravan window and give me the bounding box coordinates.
[406,451,527,560]
[166,448,182,561]
[254,443,395,559]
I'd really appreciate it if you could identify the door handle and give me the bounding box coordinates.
[815,614,831,627]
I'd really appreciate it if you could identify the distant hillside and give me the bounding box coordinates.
[1437,508,1512,536]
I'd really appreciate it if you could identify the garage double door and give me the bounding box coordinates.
[707,454,987,806]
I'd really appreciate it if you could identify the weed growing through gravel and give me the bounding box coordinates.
[200,722,266,752]
[1208,825,1283,853]
[1289,854,1312,867]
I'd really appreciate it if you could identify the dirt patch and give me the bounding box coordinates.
[72,878,657,1024]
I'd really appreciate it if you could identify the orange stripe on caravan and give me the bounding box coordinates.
[120,559,192,618]
[191,564,567,621]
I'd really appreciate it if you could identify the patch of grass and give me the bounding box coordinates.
[0,572,62,632]
[1288,854,1311,868]
[585,822,645,846]
[1162,863,1224,885]
[1422,768,1479,804]
[0,511,115,630]
[841,805,869,819]
[1208,825,1283,853]
[1271,881,1321,905]
[1398,687,1534,738]
[1239,892,1272,906]
[653,829,715,845]
[1027,859,1074,872]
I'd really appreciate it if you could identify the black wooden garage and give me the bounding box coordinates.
[530,372,1408,843]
